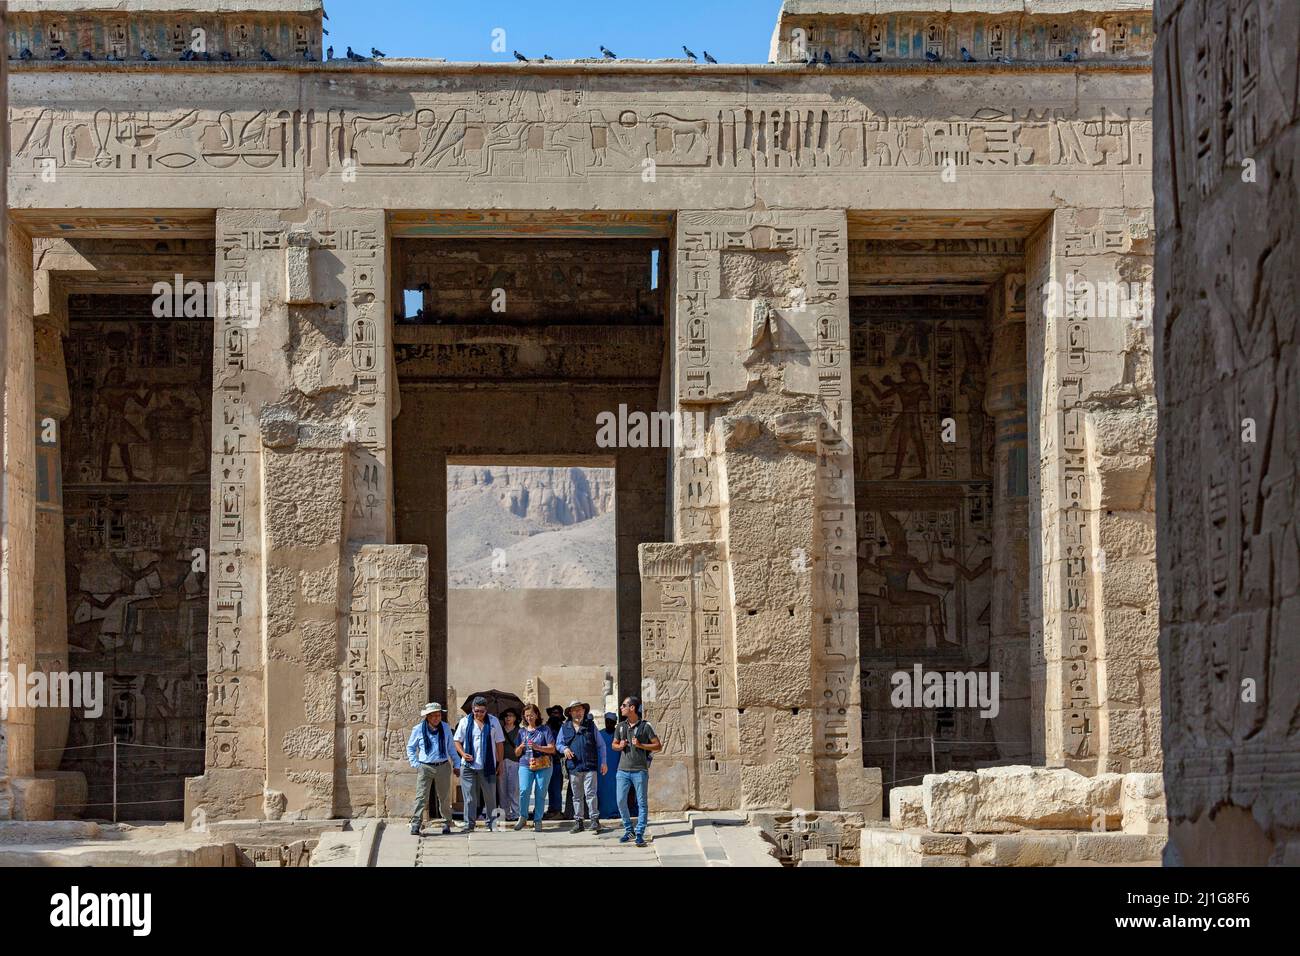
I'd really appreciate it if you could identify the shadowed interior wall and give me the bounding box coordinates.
[855,293,999,792]
[61,294,210,821]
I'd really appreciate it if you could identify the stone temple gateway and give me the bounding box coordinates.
[0,0,1284,867]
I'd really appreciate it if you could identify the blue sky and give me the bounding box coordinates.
[322,0,782,64]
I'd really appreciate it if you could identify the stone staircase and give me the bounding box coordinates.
[361,812,781,868]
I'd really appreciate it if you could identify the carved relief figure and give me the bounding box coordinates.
[867,362,930,479]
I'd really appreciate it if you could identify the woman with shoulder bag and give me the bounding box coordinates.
[514,703,556,832]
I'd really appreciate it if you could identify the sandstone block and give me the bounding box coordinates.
[890,785,926,829]
[923,766,1123,833]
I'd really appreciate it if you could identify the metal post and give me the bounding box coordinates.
[112,736,118,823]
[930,735,936,774]
[891,732,897,788]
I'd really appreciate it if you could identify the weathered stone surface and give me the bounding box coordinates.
[1155,0,1300,866]
[890,785,926,829]
[1120,771,1166,834]
[922,766,1123,832]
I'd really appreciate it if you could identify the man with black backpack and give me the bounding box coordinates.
[611,695,661,847]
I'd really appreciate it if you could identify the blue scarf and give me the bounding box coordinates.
[421,720,447,762]
[462,715,496,774]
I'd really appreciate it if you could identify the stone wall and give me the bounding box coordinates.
[1155,0,1299,865]
[5,0,323,63]
[771,2,1155,64]
[60,297,211,820]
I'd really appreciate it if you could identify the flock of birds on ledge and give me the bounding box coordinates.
[12,43,1084,64]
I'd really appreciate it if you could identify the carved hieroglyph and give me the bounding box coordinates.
[1027,205,1159,777]
[770,6,1156,64]
[183,208,428,821]
[1156,0,1298,865]
[641,209,868,813]
[6,70,1152,214]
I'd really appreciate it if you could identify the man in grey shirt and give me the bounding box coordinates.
[611,695,661,847]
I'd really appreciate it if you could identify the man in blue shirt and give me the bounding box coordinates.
[453,696,506,832]
[406,702,460,836]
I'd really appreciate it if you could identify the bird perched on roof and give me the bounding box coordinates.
[106,51,120,62]
[179,48,195,61]
[203,51,212,61]
[822,49,832,65]
[804,53,817,68]
[302,49,315,61]
[600,45,617,59]
[52,46,69,61]
[997,55,1012,65]
[327,46,333,60]
[81,49,94,60]
[866,51,882,63]
[960,47,976,62]
[703,51,717,63]
[924,50,941,62]
[1062,48,1079,62]
[371,47,386,58]
[847,50,863,63]
[543,54,554,61]
[346,46,365,61]
[141,48,157,61]
[220,50,233,61]
[682,45,697,62]
[514,50,528,62]
[19,47,34,60]
[260,48,276,61]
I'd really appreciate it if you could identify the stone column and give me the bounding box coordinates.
[185,209,427,822]
[1026,208,1158,775]
[1,222,55,819]
[1157,0,1298,864]
[32,271,72,773]
[641,209,871,814]
[985,273,1032,762]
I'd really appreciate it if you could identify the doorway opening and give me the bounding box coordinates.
[445,459,617,712]
[391,225,671,717]
[846,226,1035,809]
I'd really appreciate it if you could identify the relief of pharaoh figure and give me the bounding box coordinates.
[867,361,930,479]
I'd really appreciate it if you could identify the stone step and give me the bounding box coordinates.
[370,814,780,867]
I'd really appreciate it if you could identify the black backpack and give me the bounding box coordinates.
[619,719,655,765]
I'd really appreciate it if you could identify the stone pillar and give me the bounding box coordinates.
[1,222,55,819]
[1157,0,1299,864]
[1026,207,1158,775]
[32,272,72,772]
[185,209,427,822]
[641,209,870,813]
[985,274,1032,762]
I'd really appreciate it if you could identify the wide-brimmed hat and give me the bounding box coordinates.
[420,702,444,718]
[565,700,589,717]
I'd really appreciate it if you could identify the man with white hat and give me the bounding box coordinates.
[406,702,460,837]
[555,700,606,833]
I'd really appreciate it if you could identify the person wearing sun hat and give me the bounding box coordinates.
[555,699,606,833]
[406,702,460,836]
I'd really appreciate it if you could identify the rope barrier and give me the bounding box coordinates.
[37,741,205,754]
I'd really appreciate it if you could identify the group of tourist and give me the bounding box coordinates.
[407,694,661,847]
